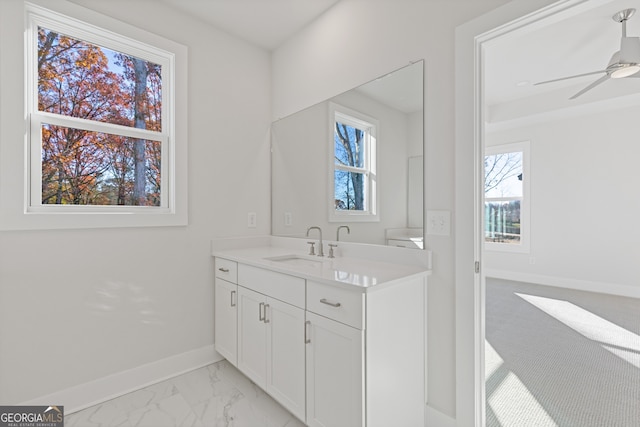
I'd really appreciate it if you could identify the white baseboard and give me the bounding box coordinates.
[425,404,456,427]
[20,345,223,414]
[485,269,640,299]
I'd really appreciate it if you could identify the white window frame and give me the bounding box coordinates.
[484,140,530,253]
[12,1,187,230]
[328,102,379,223]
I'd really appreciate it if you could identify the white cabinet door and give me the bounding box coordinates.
[265,298,306,422]
[214,278,238,365]
[237,286,267,387]
[306,311,364,427]
[238,287,306,422]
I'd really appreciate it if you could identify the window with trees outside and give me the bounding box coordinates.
[23,3,185,228]
[329,103,378,222]
[485,141,530,252]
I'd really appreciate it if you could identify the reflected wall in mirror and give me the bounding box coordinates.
[271,61,424,248]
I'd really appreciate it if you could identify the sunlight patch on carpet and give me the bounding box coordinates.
[485,341,558,427]
[516,293,640,368]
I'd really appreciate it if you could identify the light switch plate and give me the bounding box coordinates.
[247,212,257,228]
[427,210,450,236]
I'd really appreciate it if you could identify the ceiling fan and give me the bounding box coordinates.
[535,8,640,99]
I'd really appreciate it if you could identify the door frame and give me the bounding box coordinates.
[453,0,615,424]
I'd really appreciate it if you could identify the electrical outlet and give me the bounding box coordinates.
[247,212,257,228]
[426,210,450,236]
[284,212,293,226]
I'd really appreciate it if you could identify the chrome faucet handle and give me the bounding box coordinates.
[328,243,337,258]
[307,241,316,256]
[306,226,324,257]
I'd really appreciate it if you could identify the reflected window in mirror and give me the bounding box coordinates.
[330,103,379,222]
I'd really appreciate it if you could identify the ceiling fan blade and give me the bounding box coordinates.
[569,74,610,99]
[534,70,608,86]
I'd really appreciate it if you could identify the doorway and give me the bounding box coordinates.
[455,0,639,425]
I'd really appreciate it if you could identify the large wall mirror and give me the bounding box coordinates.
[271,60,424,248]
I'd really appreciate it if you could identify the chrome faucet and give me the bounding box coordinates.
[337,225,350,241]
[306,226,324,257]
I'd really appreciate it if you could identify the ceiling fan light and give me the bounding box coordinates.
[611,64,640,78]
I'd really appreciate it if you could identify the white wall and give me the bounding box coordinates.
[485,106,640,297]
[0,0,271,404]
[272,0,510,418]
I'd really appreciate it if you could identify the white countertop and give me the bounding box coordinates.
[212,245,431,292]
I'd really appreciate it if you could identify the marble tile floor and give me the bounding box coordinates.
[65,360,306,427]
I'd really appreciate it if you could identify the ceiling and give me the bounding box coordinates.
[159,0,640,116]
[103,0,640,119]
[159,0,341,50]
[484,0,640,117]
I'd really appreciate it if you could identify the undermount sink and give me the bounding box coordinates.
[264,254,327,268]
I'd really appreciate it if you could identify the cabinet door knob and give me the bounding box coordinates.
[305,320,311,344]
[230,290,236,307]
[259,302,265,321]
[320,298,341,308]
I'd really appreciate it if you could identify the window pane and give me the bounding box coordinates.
[41,124,161,206]
[38,27,162,131]
[485,200,521,244]
[334,170,366,211]
[335,122,365,168]
[485,151,522,198]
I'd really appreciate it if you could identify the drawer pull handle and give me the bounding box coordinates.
[264,304,270,323]
[218,267,230,273]
[259,302,265,321]
[305,320,311,344]
[320,298,341,308]
[230,290,236,307]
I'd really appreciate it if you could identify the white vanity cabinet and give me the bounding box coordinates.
[213,254,427,427]
[214,258,238,365]
[236,264,306,422]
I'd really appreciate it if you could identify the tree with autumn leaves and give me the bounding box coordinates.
[38,27,162,206]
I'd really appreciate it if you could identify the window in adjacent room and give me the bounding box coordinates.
[23,2,186,228]
[484,141,530,252]
[329,103,379,222]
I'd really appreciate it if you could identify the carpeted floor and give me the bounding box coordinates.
[485,278,640,427]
